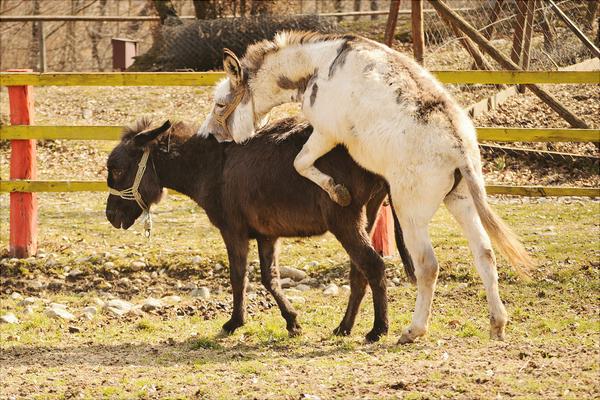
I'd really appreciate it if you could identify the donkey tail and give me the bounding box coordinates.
[389,198,417,284]
[459,162,534,276]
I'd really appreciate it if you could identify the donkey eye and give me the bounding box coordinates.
[215,103,226,108]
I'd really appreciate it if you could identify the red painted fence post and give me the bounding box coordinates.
[7,69,37,258]
[370,201,395,256]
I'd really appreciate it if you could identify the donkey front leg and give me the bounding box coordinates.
[257,237,302,336]
[221,234,249,334]
[294,131,352,206]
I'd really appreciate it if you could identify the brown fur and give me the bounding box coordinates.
[106,117,415,342]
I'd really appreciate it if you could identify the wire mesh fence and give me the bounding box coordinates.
[1,1,597,73]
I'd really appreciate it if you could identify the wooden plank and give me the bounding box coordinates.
[384,0,402,47]
[434,70,600,84]
[0,125,122,140]
[548,0,600,58]
[477,127,600,142]
[2,71,598,86]
[486,185,600,197]
[0,72,226,86]
[2,125,597,142]
[411,0,425,64]
[428,0,589,129]
[2,180,598,197]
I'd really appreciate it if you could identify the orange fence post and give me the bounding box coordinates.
[7,69,37,258]
[370,202,395,256]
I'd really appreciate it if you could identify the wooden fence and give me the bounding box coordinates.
[1,70,599,257]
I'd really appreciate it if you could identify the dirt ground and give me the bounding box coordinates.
[0,53,599,400]
[0,194,598,399]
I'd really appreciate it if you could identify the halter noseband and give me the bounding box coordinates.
[108,148,153,237]
[213,87,245,139]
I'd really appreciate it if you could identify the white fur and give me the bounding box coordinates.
[202,35,512,342]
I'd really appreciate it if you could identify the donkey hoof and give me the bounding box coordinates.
[490,325,506,341]
[365,327,388,343]
[397,327,424,344]
[333,325,352,336]
[222,318,244,334]
[332,184,352,207]
[287,322,303,337]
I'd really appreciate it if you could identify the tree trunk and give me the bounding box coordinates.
[29,0,41,71]
[193,0,217,19]
[153,0,182,24]
[334,0,343,21]
[370,0,379,20]
[88,0,108,71]
[354,0,361,21]
[240,0,246,16]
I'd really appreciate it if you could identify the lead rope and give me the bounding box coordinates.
[108,148,154,238]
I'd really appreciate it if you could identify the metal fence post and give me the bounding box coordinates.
[7,69,38,258]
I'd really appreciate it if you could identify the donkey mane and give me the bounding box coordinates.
[243,30,356,74]
[122,118,197,143]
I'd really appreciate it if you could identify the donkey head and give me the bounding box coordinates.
[198,49,263,143]
[105,120,170,230]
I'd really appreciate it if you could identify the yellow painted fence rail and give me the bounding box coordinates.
[1,70,599,86]
[1,70,598,197]
[1,125,599,142]
[1,180,598,198]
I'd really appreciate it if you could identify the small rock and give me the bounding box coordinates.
[24,306,34,315]
[296,284,311,292]
[162,295,181,304]
[131,261,146,270]
[105,299,133,313]
[67,269,85,280]
[92,297,105,307]
[301,394,321,400]
[10,292,22,300]
[323,284,339,296]
[141,298,164,312]
[341,285,351,293]
[97,281,113,290]
[279,266,308,281]
[305,261,319,268]
[458,282,469,289]
[191,287,210,299]
[118,277,131,287]
[45,307,75,320]
[18,297,37,306]
[215,263,224,271]
[82,306,97,315]
[191,256,202,265]
[150,271,158,278]
[103,261,115,269]
[280,277,296,288]
[288,296,306,304]
[68,326,82,333]
[29,279,45,289]
[182,282,198,291]
[0,313,19,324]
[392,277,401,285]
[82,312,95,321]
[105,306,127,317]
[49,302,68,310]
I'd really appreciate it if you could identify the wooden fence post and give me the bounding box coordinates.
[371,202,395,256]
[384,0,402,47]
[411,0,425,64]
[7,69,37,258]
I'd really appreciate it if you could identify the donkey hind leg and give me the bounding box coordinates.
[221,235,249,334]
[332,227,388,342]
[293,131,352,207]
[445,184,508,340]
[333,263,368,336]
[257,237,302,336]
[334,194,384,336]
[390,183,449,344]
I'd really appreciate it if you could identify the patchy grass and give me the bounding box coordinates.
[0,193,598,398]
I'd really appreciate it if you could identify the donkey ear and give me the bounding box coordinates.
[223,48,243,87]
[134,120,172,147]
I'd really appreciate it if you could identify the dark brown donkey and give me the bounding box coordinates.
[105,117,413,342]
